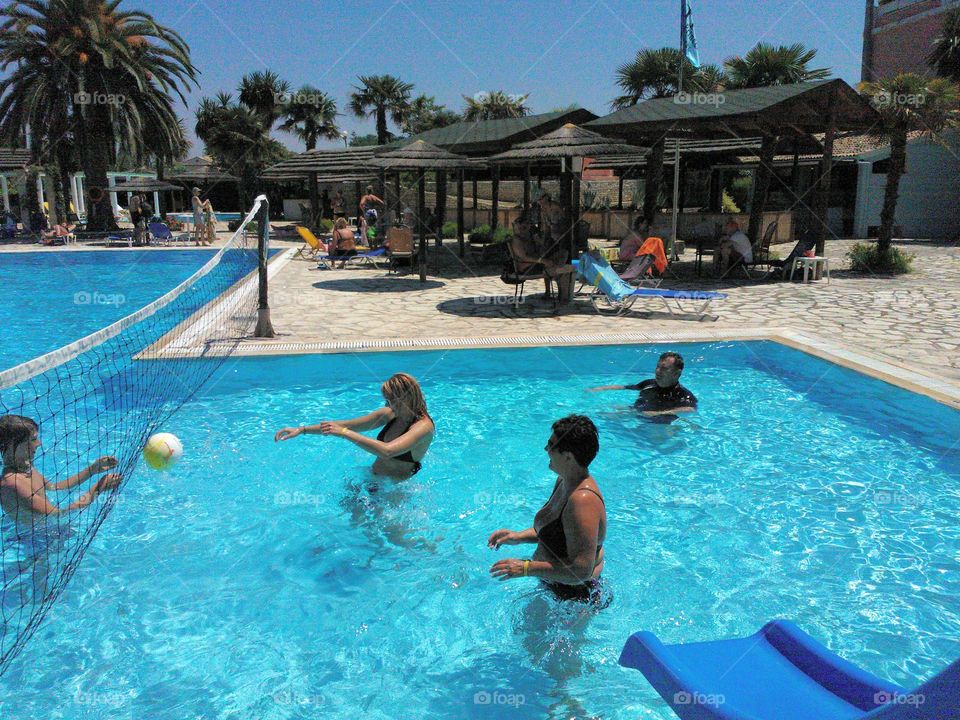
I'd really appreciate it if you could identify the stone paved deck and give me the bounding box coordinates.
[253,237,960,387]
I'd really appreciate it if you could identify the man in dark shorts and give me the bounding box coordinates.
[587,351,697,420]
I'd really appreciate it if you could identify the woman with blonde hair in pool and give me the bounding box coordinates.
[274,373,434,478]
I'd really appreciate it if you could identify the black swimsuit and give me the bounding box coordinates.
[376,416,424,475]
[535,481,610,606]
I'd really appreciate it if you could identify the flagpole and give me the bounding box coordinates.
[670,0,685,262]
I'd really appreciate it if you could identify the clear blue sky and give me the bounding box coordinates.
[151,0,867,153]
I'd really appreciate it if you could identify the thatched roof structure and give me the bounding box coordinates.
[365,140,476,170]
[169,156,239,183]
[488,124,645,164]
[261,146,379,180]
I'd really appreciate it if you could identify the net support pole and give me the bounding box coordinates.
[417,168,427,283]
[254,197,276,338]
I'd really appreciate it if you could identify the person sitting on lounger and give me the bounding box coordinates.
[331,217,357,268]
[716,219,752,274]
[274,373,434,478]
[619,217,651,261]
[587,351,697,418]
[488,414,610,607]
[0,415,121,521]
[40,223,75,246]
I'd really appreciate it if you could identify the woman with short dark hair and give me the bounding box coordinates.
[488,415,609,606]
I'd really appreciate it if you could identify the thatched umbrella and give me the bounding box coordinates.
[488,123,645,164]
[169,156,240,184]
[262,147,380,228]
[489,124,645,260]
[366,140,477,281]
[109,177,184,216]
[109,177,183,193]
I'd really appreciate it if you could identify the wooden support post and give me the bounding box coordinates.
[417,168,427,283]
[457,169,465,257]
[618,175,624,210]
[354,180,362,228]
[394,173,402,218]
[814,91,838,259]
[308,172,319,230]
[523,164,531,209]
[435,170,447,247]
[490,165,500,231]
[472,173,478,211]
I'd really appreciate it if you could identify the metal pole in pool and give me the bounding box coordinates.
[254,197,276,337]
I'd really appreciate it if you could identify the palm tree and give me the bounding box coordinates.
[612,48,724,224]
[238,70,290,130]
[278,85,340,150]
[0,0,198,231]
[195,99,289,206]
[860,75,959,266]
[348,74,413,145]
[929,7,960,82]
[401,94,459,135]
[724,43,831,244]
[724,43,830,89]
[461,91,531,121]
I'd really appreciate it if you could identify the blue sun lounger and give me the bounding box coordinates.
[317,246,386,270]
[574,253,726,319]
[620,619,960,720]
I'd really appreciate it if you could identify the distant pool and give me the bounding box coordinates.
[0,250,225,370]
[167,212,243,223]
[2,341,957,719]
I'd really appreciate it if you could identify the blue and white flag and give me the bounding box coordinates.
[681,0,701,68]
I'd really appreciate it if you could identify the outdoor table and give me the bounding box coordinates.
[789,256,831,283]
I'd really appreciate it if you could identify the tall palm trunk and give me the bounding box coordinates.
[83,105,119,232]
[747,132,778,245]
[376,106,388,145]
[643,138,666,225]
[878,128,907,259]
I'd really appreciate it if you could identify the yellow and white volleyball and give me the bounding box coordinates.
[143,433,183,471]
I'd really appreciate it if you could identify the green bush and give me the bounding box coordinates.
[491,226,513,243]
[721,189,741,214]
[847,242,915,274]
[468,224,492,243]
[441,221,459,239]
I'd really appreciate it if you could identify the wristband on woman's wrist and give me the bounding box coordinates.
[523,560,530,577]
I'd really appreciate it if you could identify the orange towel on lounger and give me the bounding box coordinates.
[636,236,668,273]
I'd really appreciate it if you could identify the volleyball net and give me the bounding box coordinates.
[0,195,270,675]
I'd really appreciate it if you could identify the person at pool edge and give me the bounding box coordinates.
[488,415,609,606]
[587,351,697,418]
[0,415,121,521]
[274,373,434,478]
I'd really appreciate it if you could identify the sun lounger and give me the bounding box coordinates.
[316,246,386,270]
[619,619,959,720]
[574,253,726,319]
[147,222,189,246]
[294,226,328,260]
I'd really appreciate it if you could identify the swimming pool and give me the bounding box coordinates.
[0,250,220,370]
[1,341,958,719]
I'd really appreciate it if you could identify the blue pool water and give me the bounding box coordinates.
[1,342,958,719]
[0,250,219,370]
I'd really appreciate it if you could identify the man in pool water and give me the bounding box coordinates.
[587,351,697,420]
[0,415,121,521]
[488,415,609,607]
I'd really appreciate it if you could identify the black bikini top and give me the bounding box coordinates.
[535,480,605,561]
[376,416,420,464]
